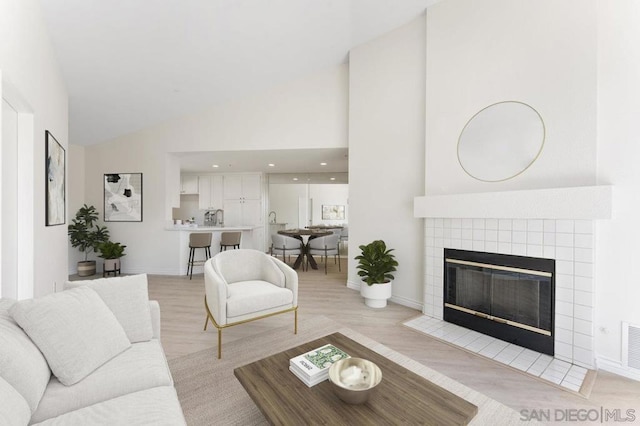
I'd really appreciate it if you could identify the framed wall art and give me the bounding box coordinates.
[322,204,345,220]
[104,173,143,222]
[45,131,65,226]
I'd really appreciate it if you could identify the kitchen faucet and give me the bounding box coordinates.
[268,211,277,224]
[213,209,224,227]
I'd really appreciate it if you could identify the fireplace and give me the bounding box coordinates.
[444,249,555,355]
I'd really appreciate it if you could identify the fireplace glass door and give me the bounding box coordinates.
[443,249,555,355]
[446,261,552,334]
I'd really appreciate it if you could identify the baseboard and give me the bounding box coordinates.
[346,280,423,311]
[597,356,640,382]
[346,280,360,291]
[389,295,423,311]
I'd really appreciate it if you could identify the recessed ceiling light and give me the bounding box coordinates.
[330,177,336,181]
[320,162,327,166]
[293,177,298,181]
[212,164,219,168]
[268,163,275,167]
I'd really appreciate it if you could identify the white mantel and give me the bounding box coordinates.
[414,186,613,220]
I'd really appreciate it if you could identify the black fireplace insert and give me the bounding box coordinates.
[444,249,555,355]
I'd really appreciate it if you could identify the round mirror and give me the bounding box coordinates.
[457,101,545,182]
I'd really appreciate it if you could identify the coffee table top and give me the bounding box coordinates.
[234,332,478,425]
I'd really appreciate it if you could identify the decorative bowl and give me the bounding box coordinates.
[328,357,382,404]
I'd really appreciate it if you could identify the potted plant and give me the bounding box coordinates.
[97,241,127,276]
[68,204,110,276]
[355,240,398,308]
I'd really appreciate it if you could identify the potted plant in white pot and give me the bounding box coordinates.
[355,240,399,308]
[97,241,126,276]
[68,204,110,276]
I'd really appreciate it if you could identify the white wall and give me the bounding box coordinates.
[425,0,597,195]
[268,183,307,228]
[67,144,85,274]
[1,0,69,297]
[79,65,348,275]
[594,0,640,373]
[267,183,349,229]
[348,15,426,308]
[310,184,349,225]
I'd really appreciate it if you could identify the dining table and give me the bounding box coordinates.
[277,229,332,270]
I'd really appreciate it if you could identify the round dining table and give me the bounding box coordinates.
[277,229,332,270]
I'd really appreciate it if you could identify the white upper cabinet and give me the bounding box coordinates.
[180,175,198,194]
[222,173,263,226]
[198,175,224,210]
[223,174,262,200]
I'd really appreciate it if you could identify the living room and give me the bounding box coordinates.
[2,0,640,424]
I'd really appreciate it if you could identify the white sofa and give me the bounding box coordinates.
[0,274,186,426]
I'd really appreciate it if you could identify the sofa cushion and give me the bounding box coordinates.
[31,339,173,424]
[227,280,293,318]
[214,249,285,287]
[0,375,31,426]
[31,386,186,426]
[64,274,153,343]
[9,287,131,386]
[0,299,51,413]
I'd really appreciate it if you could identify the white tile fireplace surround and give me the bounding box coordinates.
[414,186,613,370]
[423,217,594,369]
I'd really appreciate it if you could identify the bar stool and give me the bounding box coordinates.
[187,232,212,279]
[220,231,241,251]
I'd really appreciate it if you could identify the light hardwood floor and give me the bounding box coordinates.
[148,256,640,420]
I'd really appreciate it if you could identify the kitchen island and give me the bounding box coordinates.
[166,225,264,275]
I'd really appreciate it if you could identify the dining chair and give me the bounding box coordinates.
[307,232,341,274]
[187,232,212,279]
[271,234,304,270]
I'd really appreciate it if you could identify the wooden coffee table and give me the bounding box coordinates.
[234,333,478,425]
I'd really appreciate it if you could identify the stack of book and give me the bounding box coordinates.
[289,343,350,387]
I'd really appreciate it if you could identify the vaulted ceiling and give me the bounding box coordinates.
[38,0,438,147]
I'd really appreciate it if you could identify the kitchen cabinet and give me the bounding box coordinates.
[223,199,261,226]
[180,175,198,195]
[223,174,262,201]
[198,175,224,210]
[223,173,263,226]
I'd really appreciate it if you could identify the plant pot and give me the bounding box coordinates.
[77,260,96,277]
[103,258,121,276]
[360,280,392,308]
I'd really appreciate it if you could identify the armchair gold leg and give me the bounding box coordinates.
[294,309,298,334]
[203,315,209,331]
[217,328,222,359]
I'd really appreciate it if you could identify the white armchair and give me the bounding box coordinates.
[203,249,298,358]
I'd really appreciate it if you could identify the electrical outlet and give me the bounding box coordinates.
[599,326,608,334]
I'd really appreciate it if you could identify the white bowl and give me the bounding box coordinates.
[328,358,382,404]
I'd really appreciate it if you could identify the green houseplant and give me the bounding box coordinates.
[355,240,398,308]
[97,241,126,276]
[68,204,110,276]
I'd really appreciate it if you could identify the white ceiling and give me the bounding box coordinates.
[38,0,437,147]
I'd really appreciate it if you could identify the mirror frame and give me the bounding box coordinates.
[457,101,546,183]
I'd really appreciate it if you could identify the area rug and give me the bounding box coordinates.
[168,316,528,425]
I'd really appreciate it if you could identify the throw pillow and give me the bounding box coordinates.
[0,299,51,413]
[64,274,153,343]
[9,287,131,386]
